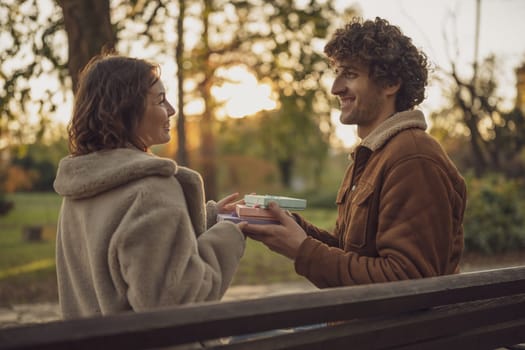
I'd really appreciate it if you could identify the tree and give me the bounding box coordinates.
[143,0,358,192]
[0,0,67,214]
[431,56,525,178]
[0,0,126,215]
[215,1,357,188]
[56,0,116,92]
[183,0,354,193]
[0,0,67,147]
[175,0,189,166]
[250,0,337,187]
[193,0,219,200]
[1,0,358,199]
[430,1,525,178]
[0,0,116,145]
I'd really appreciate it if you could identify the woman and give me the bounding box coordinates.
[54,54,245,320]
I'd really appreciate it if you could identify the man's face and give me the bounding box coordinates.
[330,60,385,128]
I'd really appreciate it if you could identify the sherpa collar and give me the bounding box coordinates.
[52,148,206,202]
[360,110,427,152]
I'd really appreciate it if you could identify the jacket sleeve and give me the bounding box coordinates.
[110,186,245,311]
[295,156,462,288]
[205,200,219,229]
[292,213,339,247]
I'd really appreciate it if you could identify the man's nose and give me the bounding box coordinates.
[331,76,346,96]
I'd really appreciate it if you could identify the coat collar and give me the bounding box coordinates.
[360,110,427,152]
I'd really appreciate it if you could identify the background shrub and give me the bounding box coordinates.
[463,174,525,254]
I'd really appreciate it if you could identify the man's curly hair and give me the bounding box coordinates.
[68,54,160,156]
[324,17,429,111]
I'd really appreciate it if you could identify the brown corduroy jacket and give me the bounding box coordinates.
[293,110,466,288]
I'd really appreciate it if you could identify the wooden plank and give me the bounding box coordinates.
[392,319,525,350]
[214,294,525,350]
[0,266,524,350]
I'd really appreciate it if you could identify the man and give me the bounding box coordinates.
[241,17,467,288]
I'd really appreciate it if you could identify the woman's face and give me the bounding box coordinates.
[135,80,176,148]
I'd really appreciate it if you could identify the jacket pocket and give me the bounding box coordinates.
[336,182,349,205]
[347,182,374,249]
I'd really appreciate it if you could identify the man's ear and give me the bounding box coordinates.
[384,80,401,96]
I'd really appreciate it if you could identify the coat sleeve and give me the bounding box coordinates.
[292,213,339,247]
[206,200,219,229]
[110,186,245,311]
[295,156,461,288]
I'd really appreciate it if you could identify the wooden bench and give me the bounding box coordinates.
[1,265,524,350]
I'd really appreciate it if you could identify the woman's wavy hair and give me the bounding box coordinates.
[324,17,429,112]
[68,54,160,155]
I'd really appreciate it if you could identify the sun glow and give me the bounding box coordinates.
[211,66,277,119]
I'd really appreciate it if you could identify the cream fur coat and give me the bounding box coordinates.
[54,148,245,320]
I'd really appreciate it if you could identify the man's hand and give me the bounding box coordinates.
[240,202,307,260]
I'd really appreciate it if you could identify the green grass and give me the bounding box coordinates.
[0,192,338,305]
[0,192,62,305]
[2,192,61,226]
[232,208,337,284]
[0,193,60,269]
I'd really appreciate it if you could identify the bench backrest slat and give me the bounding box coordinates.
[215,294,525,350]
[1,266,524,350]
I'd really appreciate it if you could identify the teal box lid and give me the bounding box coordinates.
[244,194,306,210]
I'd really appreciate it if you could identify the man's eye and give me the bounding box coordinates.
[335,68,356,78]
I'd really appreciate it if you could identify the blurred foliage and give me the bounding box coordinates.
[227,2,357,188]
[217,115,351,195]
[430,54,525,253]
[0,167,14,216]
[431,55,525,178]
[0,195,14,217]
[463,174,525,254]
[6,137,68,192]
[430,53,525,255]
[0,0,359,201]
[177,0,358,195]
[0,0,67,144]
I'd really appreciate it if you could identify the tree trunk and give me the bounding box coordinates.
[175,0,189,166]
[199,0,217,201]
[56,0,116,92]
[464,111,487,177]
[278,158,294,188]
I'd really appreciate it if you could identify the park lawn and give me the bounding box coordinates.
[0,192,338,305]
[0,192,61,305]
[233,209,336,285]
[0,193,60,271]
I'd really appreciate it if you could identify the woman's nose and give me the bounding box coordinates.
[167,101,176,116]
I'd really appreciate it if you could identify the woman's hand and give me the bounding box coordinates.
[216,192,244,214]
